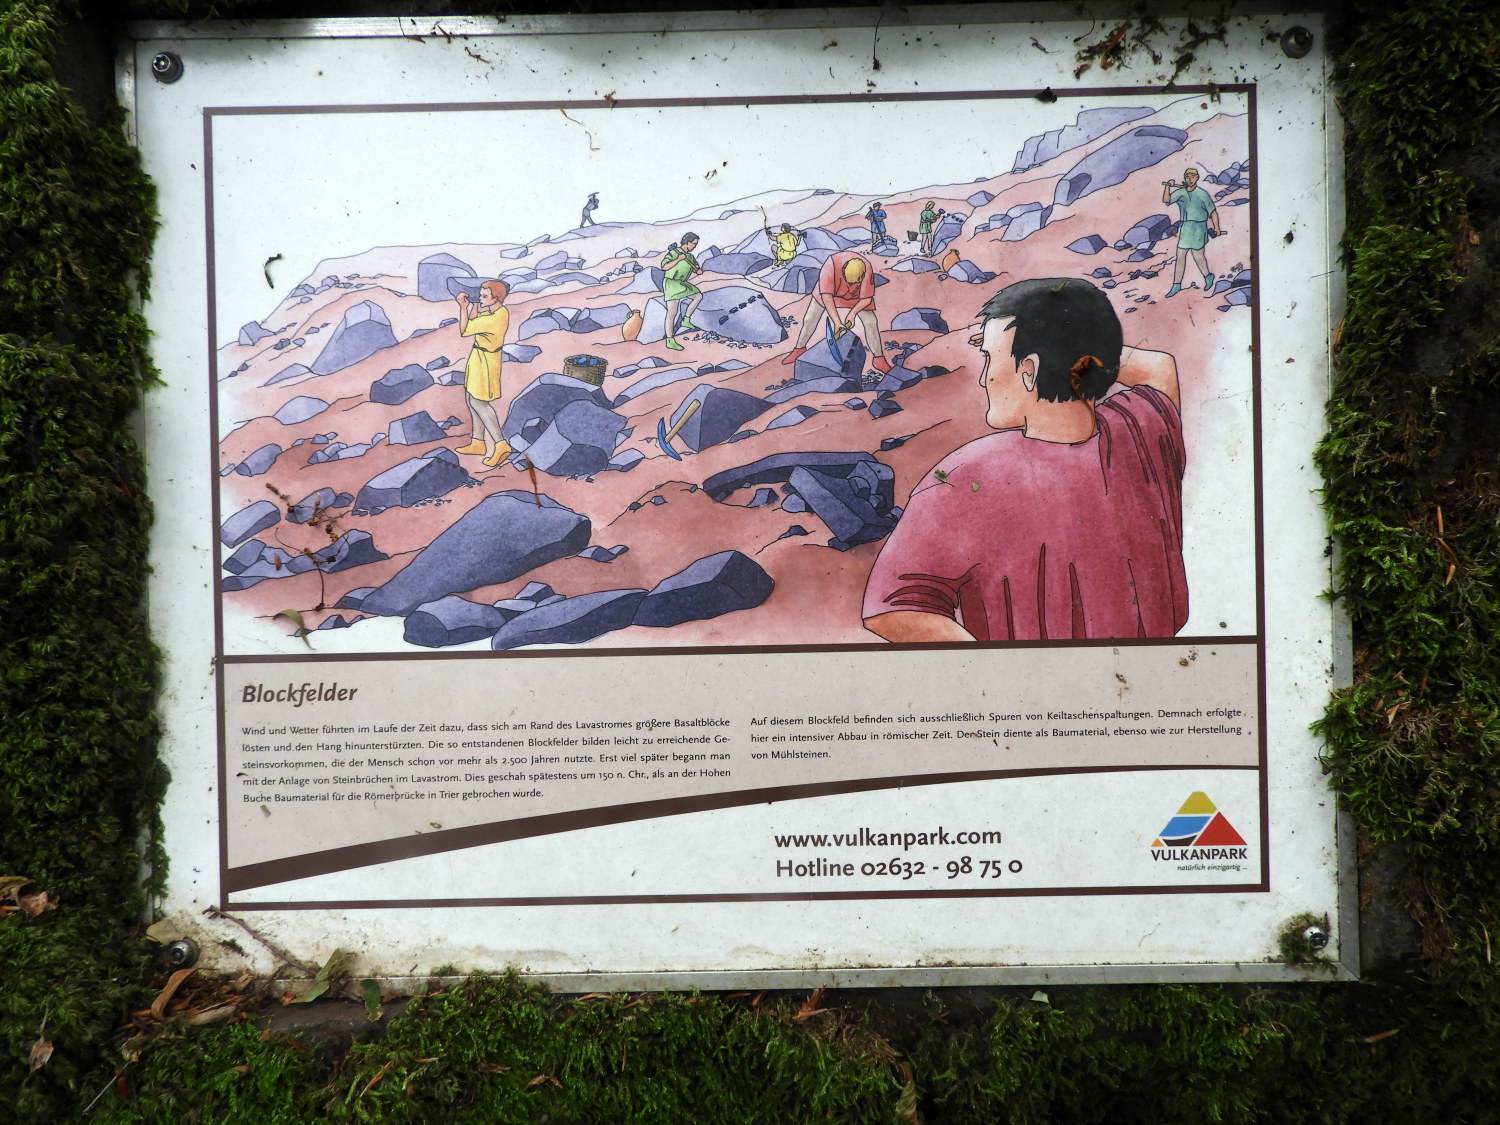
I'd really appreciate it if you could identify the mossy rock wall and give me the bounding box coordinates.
[5,0,1500,1119]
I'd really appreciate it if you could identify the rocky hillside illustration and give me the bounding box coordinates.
[216,97,1252,652]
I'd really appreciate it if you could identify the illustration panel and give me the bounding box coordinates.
[211,90,1257,657]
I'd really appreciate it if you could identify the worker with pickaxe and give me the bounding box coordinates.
[780,252,891,374]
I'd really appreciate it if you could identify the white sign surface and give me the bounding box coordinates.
[129,8,1351,984]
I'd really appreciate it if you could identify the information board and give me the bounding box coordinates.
[128,8,1352,984]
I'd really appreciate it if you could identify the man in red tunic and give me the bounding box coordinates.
[780,251,892,373]
[863,277,1187,642]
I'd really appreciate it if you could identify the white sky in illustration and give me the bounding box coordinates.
[208,94,1230,328]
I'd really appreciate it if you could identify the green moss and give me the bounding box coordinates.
[8,0,1500,1118]
[1,1,164,1117]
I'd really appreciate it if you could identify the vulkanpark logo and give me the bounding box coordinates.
[1150,792,1248,861]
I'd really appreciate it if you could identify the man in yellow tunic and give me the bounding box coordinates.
[454,280,512,467]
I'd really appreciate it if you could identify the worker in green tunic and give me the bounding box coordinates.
[659,232,704,352]
[454,280,512,467]
[1162,168,1223,297]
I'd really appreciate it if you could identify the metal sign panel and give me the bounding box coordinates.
[127,7,1350,984]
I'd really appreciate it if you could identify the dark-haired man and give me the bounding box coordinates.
[863,277,1187,642]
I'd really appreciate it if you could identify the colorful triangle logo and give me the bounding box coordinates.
[1151,793,1245,848]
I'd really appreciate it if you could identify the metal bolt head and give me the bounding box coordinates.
[151,52,184,83]
[1280,27,1314,59]
[165,937,200,969]
[1302,924,1329,952]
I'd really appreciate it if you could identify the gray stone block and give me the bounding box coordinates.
[288,487,336,524]
[234,444,282,477]
[663,385,769,452]
[418,253,477,302]
[362,492,590,617]
[310,300,397,375]
[220,500,281,548]
[388,410,448,446]
[370,363,435,406]
[491,588,646,649]
[273,395,329,425]
[405,595,510,647]
[634,550,773,627]
[353,449,473,513]
[891,307,949,333]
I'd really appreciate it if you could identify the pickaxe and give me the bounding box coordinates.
[656,398,702,460]
[825,318,845,366]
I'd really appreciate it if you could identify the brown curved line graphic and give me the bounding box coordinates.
[225,763,1254,893]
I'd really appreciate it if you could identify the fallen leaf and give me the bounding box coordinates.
[359,1060,393,1096]
[293,948,351,1004]
[478,1061,510,1074]
[28,1038,53,1072]
[233,1064,251,1074]
[273,609,312,648]
[526,1074,550,1088]
[361,978,383,1021]
[896,1060,919,1125]
[0,875,32,900]
[795,986,829,1021]
[151,968,196,1021]
[1364,1028,1400,1044]
[186,1003,239,1027]
[145,919,184,945]
[18,888,54,917]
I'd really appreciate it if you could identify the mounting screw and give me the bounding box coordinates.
[1301,924,1329,952]
[166,937,200,969]
[151,52,184,83]
[1280,27,1314,59]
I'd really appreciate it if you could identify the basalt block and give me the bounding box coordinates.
[634,550,774,627]
[288,487,337,524]
[788,465,898,550]
[1011,105,1154,171]
[264,362,311,387]
[310,301,397,375]
[417,253,477,302]
[405,595,511,648]
[362,491,591,617]
[1067,234,1109,255]
[490,588,646,650]
[613,365,699,405]
[370,364,435,406]
[234,444,283,477]
[704,450,891,502]
[1119,213,1176,249]
[515,398,628,478]
[319,529,390,573]
[662,385,770,453]
[273,395,329,425]
[1054,126,1187,207]
[791,334,867,385]
[353,449,473,513]
[767,404,819,430]
[891,307,949,333]
[387,410,448,446]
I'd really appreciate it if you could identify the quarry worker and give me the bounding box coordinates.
[918,201,945,257]
[1162,168,1222,297]
[454,280,512,468]
[660,233,705,352]
[866,202,889,252]
[766,223,802,268]
[581,192,599,227]
[781,252,892,374]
